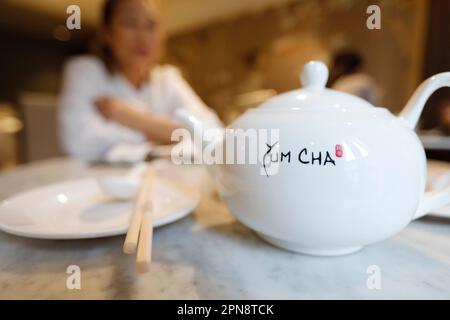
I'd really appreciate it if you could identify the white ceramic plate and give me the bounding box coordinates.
[0,178,199,239]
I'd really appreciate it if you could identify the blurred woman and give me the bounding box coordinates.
[59,0,220,161]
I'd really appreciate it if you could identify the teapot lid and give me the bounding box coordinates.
[256,61,374,112]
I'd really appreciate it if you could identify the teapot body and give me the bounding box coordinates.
[215,107,426,255]
[174,61,450,256]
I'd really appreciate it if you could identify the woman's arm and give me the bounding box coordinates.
[94,66,221,146]
[95,97,180,145]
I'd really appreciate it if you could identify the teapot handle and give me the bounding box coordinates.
[399,72,450,129]
[400,72,450,219]
[414,176,450,220]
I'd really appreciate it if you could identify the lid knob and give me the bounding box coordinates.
[300,61,329,90]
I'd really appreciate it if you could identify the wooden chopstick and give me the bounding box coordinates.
[123,168,156,255]
[136,209,153,273]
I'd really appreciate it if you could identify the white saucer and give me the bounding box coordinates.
[427,160,450,219]
[0,177,199,239]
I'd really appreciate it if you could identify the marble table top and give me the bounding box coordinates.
[0,158,449,299]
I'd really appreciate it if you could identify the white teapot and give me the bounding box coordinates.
[174,61,450,256]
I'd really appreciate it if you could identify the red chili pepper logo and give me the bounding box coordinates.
[335,144,343,158]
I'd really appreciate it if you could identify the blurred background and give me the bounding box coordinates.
[0,0,449,170]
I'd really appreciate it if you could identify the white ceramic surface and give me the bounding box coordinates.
[97,163,148,200]
[175,60,450,256]
[97,176,139,200]
[0,177,199,239]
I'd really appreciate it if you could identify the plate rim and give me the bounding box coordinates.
[0,177,199,240]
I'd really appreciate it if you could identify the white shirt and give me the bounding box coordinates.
[331,73,383,106]
[58,55,220,161]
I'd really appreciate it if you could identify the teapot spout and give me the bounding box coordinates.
[399,72,450,129]
[173,109,225,152]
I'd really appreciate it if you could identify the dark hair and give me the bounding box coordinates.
[96,0,121,72]
[329,50,364,85]
[102,0,120,27]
